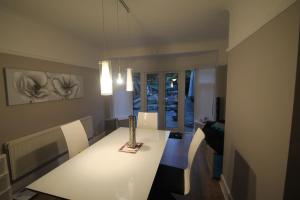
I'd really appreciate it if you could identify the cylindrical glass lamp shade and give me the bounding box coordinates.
[126,68,133,92]
[100,60,113,95]
[116,72,123,85]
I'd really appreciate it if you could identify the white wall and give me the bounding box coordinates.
[194,68,216,122]
[105,39,228,66]
[112,51,221,72]
[228,0,296,50]
[0,6,100,68]
[224,2,299,199]
[112,84,133,119]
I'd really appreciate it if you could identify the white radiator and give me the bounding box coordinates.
[0,154,12,200]
[4,116,94,181]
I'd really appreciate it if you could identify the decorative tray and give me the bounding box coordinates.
[119,142,143,154]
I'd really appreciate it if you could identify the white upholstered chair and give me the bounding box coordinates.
[137,112,158,129]
[151,128,205,197]
[61,120,89,158]
[184,128,205,194]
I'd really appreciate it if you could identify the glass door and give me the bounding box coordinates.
[165,73,179,129]
[146,74,159,112]
[133,72,141,117]
[134,70,195,132]
[184,70,195,132]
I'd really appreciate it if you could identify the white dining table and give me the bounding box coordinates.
[27,127,170,200]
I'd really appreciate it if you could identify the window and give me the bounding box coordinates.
[133,72,141,117]
[146,74,159,112]
[165,73,178,129]
[185,70,195,132]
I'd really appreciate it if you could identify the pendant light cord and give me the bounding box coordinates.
[101,0,107,58]
[116,0,120,71]
[116,0,119,35]
[126,7,131,68]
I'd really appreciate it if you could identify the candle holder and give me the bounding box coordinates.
[128,115,136,148]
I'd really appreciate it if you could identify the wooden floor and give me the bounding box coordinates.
[160,133,225,200]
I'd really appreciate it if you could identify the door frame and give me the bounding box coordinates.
[134,69,194,133]
[144,70,185,132]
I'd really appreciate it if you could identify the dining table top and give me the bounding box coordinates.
[27,127,170,200]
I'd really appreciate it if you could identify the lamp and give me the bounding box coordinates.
[126,68,133,91]
[100,60,112,95]
[124,2,133,92]
[116,66,123,85]
[115,2,123,85]
[99,0,113,95]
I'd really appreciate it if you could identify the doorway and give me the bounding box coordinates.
[184,70,195,133]
[133,70,195,133]
[165,72,179,129]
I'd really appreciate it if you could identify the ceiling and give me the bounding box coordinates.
[0,0,229,50]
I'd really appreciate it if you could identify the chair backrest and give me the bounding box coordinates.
[184,128,205,195]
[61,120,89,158]
[137,112,158,129]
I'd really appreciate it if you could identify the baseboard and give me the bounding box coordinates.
[219,174,233,200]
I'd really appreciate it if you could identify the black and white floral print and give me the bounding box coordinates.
[5,68,83,106]
[51,74,80,99]
[15,71,49,101]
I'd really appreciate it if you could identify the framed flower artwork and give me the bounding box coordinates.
[4,68,84,105]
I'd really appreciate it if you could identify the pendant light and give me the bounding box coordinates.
[125,5,133,92]
[99,0,113,95]
[126,68,133,91]
[115,2,123,85]
[100,60,113,95]
[116,64,123,85]
[116,72,123,85]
